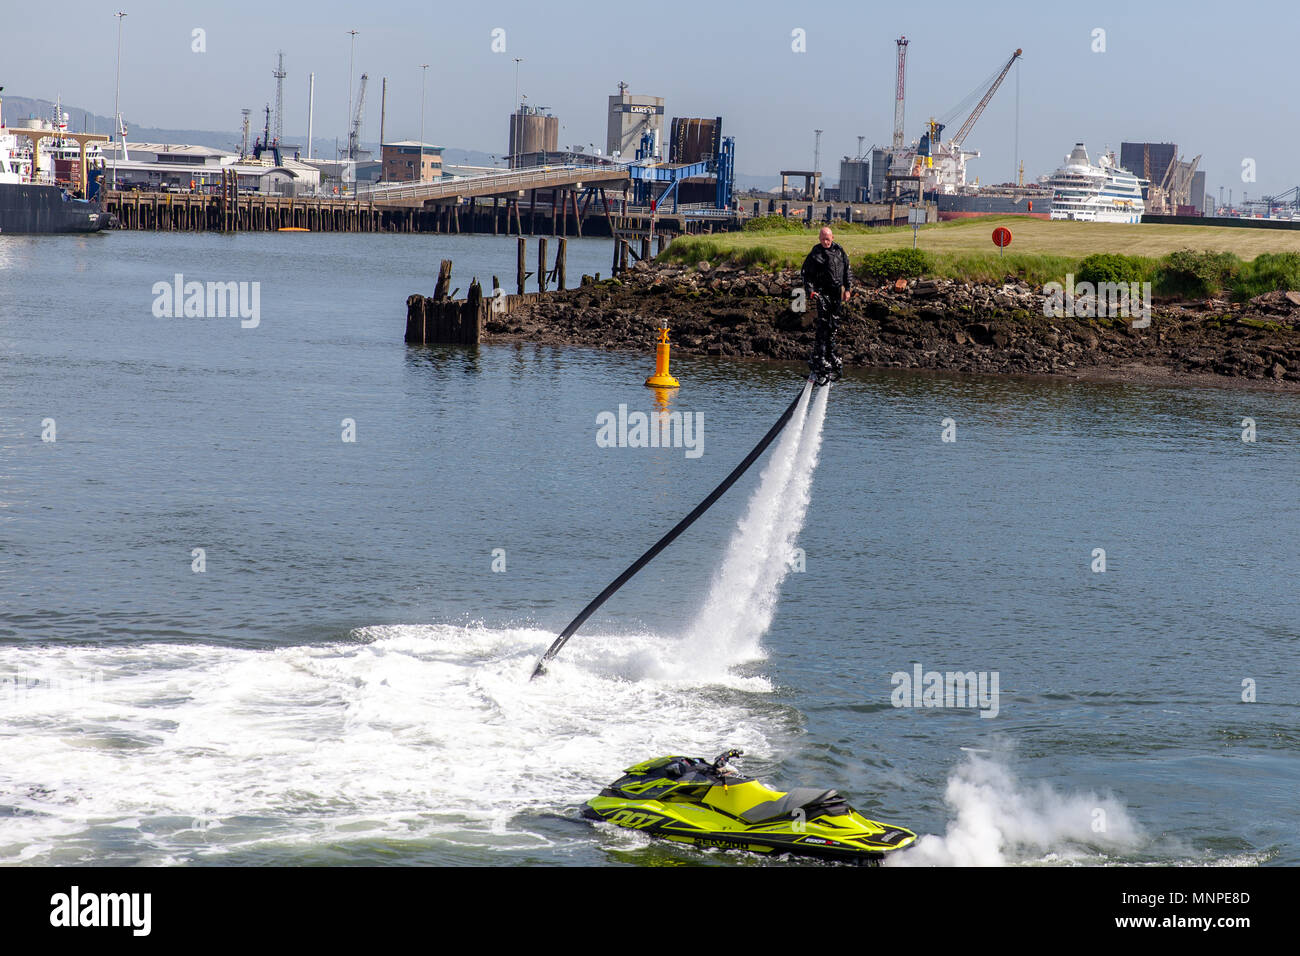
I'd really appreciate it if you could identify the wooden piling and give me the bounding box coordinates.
[434,259,453,300]
[538,237,548,293]
[557,238,567,291]
[517,237,526,295]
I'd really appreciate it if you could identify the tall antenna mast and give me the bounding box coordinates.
[273,50,286,143]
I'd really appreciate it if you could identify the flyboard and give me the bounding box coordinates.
[530,375,827,679]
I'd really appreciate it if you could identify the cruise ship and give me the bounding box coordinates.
[1048,144,1145,222]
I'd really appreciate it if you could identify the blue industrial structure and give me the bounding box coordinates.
[628,131,735,211]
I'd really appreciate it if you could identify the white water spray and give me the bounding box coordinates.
[686,382,829,666]
[887,749,1147,867]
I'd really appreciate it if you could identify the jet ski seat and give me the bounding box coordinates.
[739,788,847,824]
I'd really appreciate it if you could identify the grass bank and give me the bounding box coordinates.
[659,217,1300,299]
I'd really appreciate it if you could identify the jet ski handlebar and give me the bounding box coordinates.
[712,748,744,772]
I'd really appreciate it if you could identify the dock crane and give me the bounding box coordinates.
[909,47,1022,192]
[347,73,368,161]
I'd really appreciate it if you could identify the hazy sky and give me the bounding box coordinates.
[5,0,1294,198]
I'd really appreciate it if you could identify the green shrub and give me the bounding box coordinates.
[1076,253,1148,287]
[1231,252,1300,300]
[857,247,935,284]
[742,214,811,234]
[1154,249,1242,299]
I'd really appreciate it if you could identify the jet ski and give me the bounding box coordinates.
[584,749,915,864]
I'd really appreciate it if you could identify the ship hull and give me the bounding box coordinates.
[0,182,108,234]
[934,193,1051,221]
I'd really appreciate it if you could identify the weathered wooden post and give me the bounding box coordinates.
[641,236,651,262]
[465,280,482,344]
[517,237,527,295]
[538,237,548,293]
[612,237,620,276]
[557,238,567,291]
[434,259,453,300]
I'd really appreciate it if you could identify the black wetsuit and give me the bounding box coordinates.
[800,241,852,378]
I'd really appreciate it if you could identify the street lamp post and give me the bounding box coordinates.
[113,11,127,190]
[419,64,428,182]
[346,29,358,157]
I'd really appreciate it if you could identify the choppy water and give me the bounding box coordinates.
[1,231,1297,866]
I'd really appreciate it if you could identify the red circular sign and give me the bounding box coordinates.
[992,227,1013,248]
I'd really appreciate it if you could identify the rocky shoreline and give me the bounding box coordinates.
[483,260,1300,391]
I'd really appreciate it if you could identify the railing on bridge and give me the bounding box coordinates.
[358,162,633,201]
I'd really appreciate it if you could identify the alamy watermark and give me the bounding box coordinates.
[152,273,260,328]
[50,886,151,936]
[890,663,1000,718]
[1043,274,1150,328]
[596,404,703,459]
[3,670,105,705]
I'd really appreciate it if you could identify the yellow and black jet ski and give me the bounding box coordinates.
[584,749,915,864]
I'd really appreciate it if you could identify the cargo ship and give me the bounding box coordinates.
[1,102,109,234]
[932,185,1053,221]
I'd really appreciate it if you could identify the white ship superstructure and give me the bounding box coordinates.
[1048,144,1145,222]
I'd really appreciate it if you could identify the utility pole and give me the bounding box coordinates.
[112,10,127,190]
[813,129,822,200]
[419,64,428,182]
[512,56,522,169]
[379,75,387,181]
[306,72,314,159]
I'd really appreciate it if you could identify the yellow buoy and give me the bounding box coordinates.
[644,325,680,388]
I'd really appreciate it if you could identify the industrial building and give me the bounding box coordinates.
[508,105,559,167]
[1191,170,1207,215]
[381,141,443,182]
[1119,141,1201,213]
[838,157,870,202]
[607,82,664,159]
[100,142,322,196]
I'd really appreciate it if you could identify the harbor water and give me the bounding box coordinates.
[1,232,1297,866]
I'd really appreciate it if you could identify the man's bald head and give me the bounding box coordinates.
[819,227,833,248]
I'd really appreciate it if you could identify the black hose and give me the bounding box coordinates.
[530,382,810,679]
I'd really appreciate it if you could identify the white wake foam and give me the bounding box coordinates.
[0,625,783,865]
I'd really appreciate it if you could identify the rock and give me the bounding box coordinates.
[697,261,711,272]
